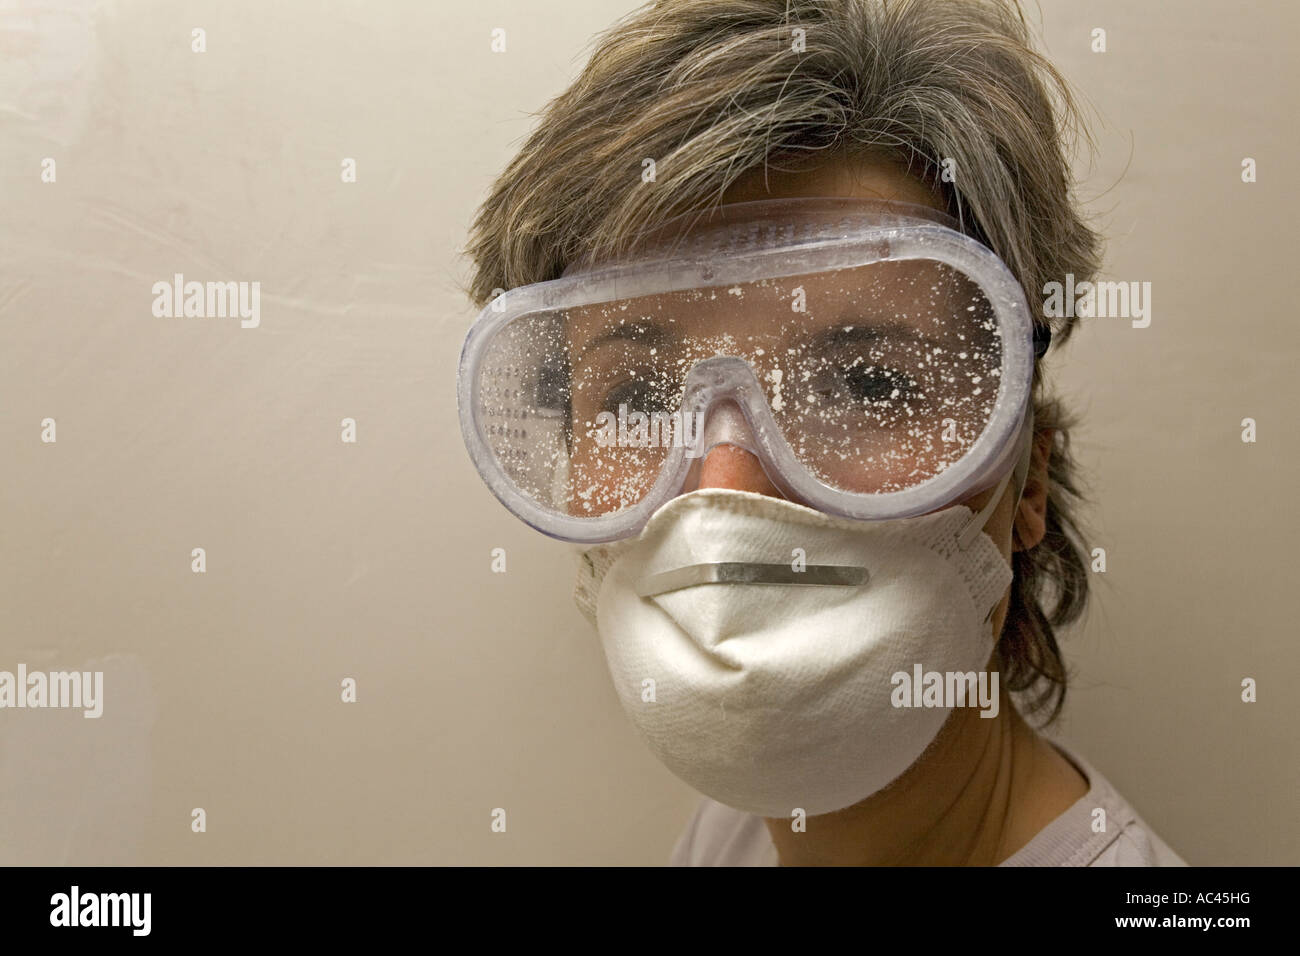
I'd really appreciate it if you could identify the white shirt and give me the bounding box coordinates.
[668,740,1188,866]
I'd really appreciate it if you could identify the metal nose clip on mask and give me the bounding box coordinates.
[457,196,1040,544]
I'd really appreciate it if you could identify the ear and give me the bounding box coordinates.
[1012,427,1054,552]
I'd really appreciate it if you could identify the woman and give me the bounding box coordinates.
[458,0,1186,866]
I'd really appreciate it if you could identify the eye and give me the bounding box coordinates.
[601,374,676,415]
[841,365,916,403]
[806,362,916,405]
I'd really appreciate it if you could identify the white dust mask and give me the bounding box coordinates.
[573,482,1017,819]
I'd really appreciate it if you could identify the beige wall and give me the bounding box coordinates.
[0,0,1295,865]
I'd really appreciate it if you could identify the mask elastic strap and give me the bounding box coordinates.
[956,405,1036,552]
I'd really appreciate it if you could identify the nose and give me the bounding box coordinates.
[685,399,784,497]
[696,444,783,496]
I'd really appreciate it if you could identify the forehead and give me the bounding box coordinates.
[718,152,947,212]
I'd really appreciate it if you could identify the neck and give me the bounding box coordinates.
[763,686,1084,865]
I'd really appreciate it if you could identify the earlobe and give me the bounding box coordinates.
[1012,428,1054,552]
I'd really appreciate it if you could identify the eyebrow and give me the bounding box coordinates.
[575,320,673,358]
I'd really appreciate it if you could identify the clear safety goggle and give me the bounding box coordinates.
[457,198,1042,544]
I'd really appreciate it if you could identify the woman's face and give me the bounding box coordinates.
[655,153,1048,643]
